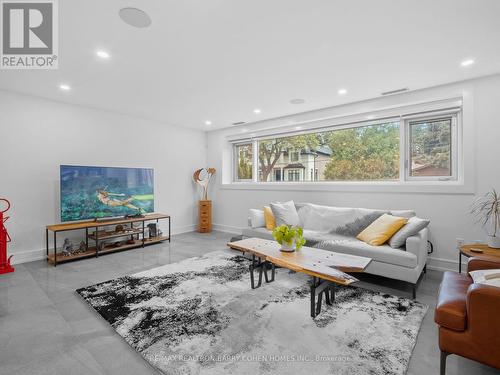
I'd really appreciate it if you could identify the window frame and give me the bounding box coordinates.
[231,109,462,185]
[233,142,254,182]
[404,112,459,182]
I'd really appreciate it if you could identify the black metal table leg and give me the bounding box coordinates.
[310,277,335,318]
[95,227,99,257]
[53,231,57,267]
[85,228,88,251]
[168,217,171,242]
[45,228,49,260]
[249,254,264,289]
[459,252,462,273]
[249,255,276,289]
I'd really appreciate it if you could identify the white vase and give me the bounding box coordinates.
[280,239,296,252]
[487,235,500,249]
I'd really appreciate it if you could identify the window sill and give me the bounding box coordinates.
[220,181,474,195]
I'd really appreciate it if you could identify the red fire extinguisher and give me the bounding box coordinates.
[0,198,14,274]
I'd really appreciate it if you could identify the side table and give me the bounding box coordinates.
[459,244,500,273]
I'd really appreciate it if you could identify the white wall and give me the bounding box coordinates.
[0,91,206,264]
[207,74,500,271]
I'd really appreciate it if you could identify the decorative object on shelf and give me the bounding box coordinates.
[471,188,500,248]
[272,224,306,252]
[62,238,73,256]
[115,224,124,233]
[0,198,14,274]
[193,168,216,200]
[126,239,135,245]
[76,241,87,254]
[147,223,158,238]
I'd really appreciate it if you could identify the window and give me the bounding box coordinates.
[234,143,253,181]
[233,110,460,184]
[288,170,301,181]
[408,117,452,178]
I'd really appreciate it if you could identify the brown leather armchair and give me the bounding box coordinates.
[434,257,500,374]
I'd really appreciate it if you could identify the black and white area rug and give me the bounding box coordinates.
[77,250,427,375]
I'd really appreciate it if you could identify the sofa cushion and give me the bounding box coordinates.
[357,214,408,246]
[249,209,265,228]
[388,216,430,248]
[434,271,472,331]
[242,227,333,244]
[390,210,416,218]
[263,206,276,230]
[297,203,387,234]
[270,200,301,226]
[316,236,418,268]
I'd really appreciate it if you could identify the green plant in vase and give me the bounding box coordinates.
[272,224,306,252]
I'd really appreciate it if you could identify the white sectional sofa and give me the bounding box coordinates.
[242,203,429,298]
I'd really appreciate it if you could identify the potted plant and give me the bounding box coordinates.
[272,224,306,252]
[471,189,500,248]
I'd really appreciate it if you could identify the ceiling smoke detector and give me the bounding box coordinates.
[381,87,409,96]
[119,8,152,28]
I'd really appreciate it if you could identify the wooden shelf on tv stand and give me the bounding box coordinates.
[45,213,171,266]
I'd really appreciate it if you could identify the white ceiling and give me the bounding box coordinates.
[1,0,500,131]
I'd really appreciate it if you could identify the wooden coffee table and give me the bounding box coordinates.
[459,243,500,273]
[227,238,372,318]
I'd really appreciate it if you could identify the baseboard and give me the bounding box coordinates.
[10,248,46,265]
[9,224,200,265]
[427,255,466,272]
[212,223,242,235]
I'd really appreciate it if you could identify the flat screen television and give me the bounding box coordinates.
[60,165,154,222]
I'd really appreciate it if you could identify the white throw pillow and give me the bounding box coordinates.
[388,216,430,249]
[270,200,301,227]
[469,269,500,288]
[249,209,265,228]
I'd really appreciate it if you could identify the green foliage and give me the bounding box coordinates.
[410,120,451,170]
[237,148,252,179]
[272,224,306,249]
[322,123,400,180]
[259,134,320,181]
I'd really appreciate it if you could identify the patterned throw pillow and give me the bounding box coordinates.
[334,211,388,237]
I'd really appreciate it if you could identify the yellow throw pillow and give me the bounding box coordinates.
[263,206,276,230]
[357,214,408,246]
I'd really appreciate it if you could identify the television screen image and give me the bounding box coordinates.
[60,165,154,222]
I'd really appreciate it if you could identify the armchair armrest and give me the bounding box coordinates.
[467,257,500,272]
[466,283,500,345]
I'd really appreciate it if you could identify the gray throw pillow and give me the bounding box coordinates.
[388,216,430,249]
[270,200,301,227]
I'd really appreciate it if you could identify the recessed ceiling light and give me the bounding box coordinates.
[366,115,375,120]
[241,128,248,133]
[205,120,212,126]
[253,108,261,114]
[119,7,152,28]
[96,50,110,59]
[338,88,347,95]
[59,84,71,91]
[290,98,305,105]
[460,59,475,67]
[295,126,303,130]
